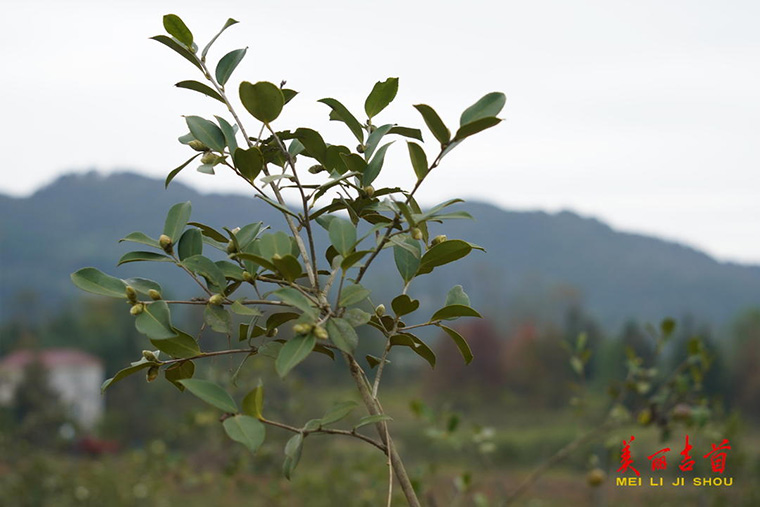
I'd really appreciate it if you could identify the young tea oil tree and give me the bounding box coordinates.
[71,14,505,506]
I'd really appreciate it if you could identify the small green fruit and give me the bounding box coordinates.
[208,294,224,306]
[411,228,423,240]
[242,271,254,283]
[130,303,145,316]
[356,144,365,154]
[125,285,138,303]
[272,253,282,261]
[201,151,217,165]
[146,366,159,383]
[142,350,158,362]
[308,164,325,174]
[267,328,279,338]
[226,241,237,254]
[431,235,447,246]
[375,304,386,316]
[188,140,209,152]
[148,289,161,301]
[292,323,313,335]
[362,186,375,198]
[586,468,605,487]
[314,325,328,340]
[159,234,173,253]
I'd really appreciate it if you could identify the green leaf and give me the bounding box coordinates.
[163,201,192,243]
[418,240,472,275]
[430,304,482,321]
[101,356,156,392]
[354,414,393,430]
[390,334,436,368]
[135,301,177,340]
[71,268,128,298]
[392,294,420,316]
[182,254,227,291]
[179,379,237,413]
[117,251,172,266]
[365,77,398,118]
[325,318,359,354]
[318,98,364,143]
[178,228,203,260]
[340,250,371,270]
[233,146,264,183]
[230,300,262,316]
[240,81,284,124]
[339,284,370,307]
[197,163,215,175]
[460,92,506,126]
[320,401,358,425]
[202,18,238,61]
[223,415,266,453]
[439,325,473,364]
[283,433,304,480]
[216,116,238,154]
[242,383,264,418]
[388,126,423,141]
[204,304,232,334]
[364,124,394,160]
[188,222,228,242]
[163,14,193,46]
[365,355,382,369]
[407,142,428,180]
[186,116,226,153]
[328,218,356,257]
[393,237,421,283]
[150,331,200,359]
[119,232,160,249]
[340,153,367,175]
[215,47,247,86]
[166,154,201,188]
[272,254,303,283]
[362,141,393,186]
[256,231,298,260]
[150,35,202,71]
[267,312,300,332]
[445,285,471,307]
[275,333,316,377]
[343,308,372,327]
[453,117,501,141]
[164,361,195,391]
[413,104,450,145]
[174,80,224,103]
[294,128,327,164]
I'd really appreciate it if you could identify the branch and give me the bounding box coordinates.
[259,417,387,452]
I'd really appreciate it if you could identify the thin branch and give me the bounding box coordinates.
[259,417,387,452]
[160,348,256,366]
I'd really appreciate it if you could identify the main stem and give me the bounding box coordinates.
[346,355,420,507]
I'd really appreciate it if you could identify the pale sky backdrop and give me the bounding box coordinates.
[1,0,758,264]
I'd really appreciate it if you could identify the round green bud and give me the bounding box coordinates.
[272,253,282,261]
[242,271,254,283]
[375,304,386,316]
[292,323,313,335]
[431,234,447,246]
[125,285,138,303]
[148,289,161,301]
[267,328,279,338]
[308,164,326,174]
[314,325,328,340]
[362,186,375,198]
[146,366,159,383]
[226,241,237,254]
[586,468,605,487]
[200,151,217,165]
[208,294,224,306]
[130,303,145,316]
[159,234,173,253]
[142,350,158,362]
[411,228,423,240]
[188,140,209,152]
[356,144,365,154]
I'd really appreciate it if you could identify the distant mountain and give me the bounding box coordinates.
[1,171,758,330]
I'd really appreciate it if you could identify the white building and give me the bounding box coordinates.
[0,348,105,429]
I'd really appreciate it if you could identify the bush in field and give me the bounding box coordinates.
[71,14,506,506]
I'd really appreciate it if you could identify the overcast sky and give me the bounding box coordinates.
[2,0,758,264]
